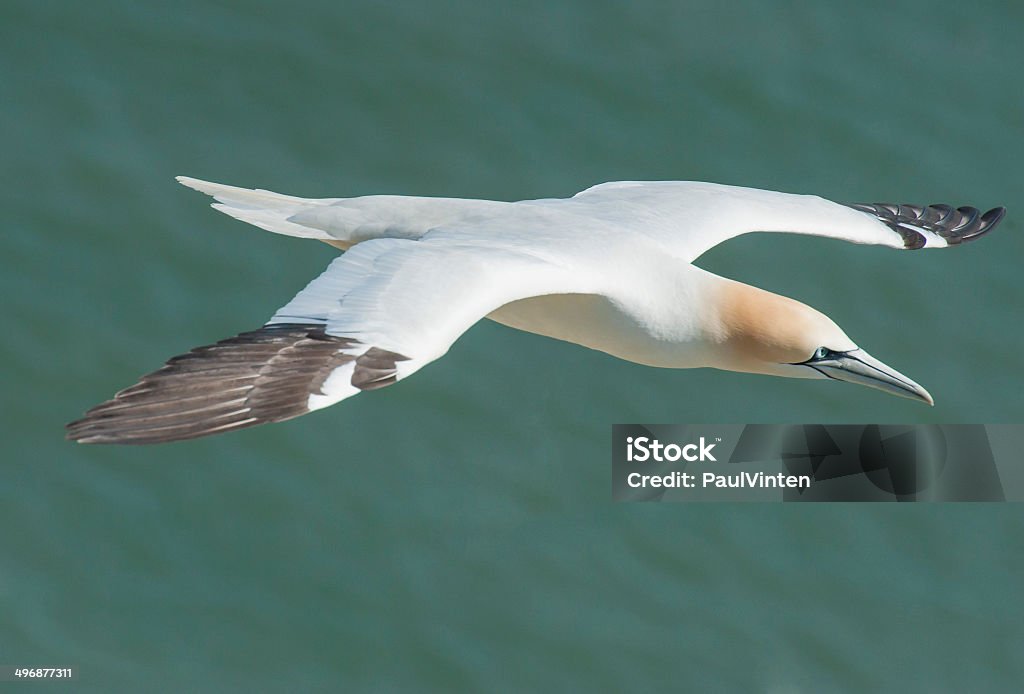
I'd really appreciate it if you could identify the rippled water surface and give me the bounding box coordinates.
[2,1,1023,690]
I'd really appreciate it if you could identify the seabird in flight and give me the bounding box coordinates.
[67,178,1006,444]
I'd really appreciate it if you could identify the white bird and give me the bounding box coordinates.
[67,178,1005,444]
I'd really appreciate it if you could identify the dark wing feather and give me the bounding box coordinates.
[66,324,364,444]
[847,202,1006,249]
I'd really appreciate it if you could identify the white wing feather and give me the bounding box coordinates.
[569,181,902,260]
[268,234,599,407]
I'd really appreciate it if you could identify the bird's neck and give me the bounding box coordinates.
[699,276,820,376]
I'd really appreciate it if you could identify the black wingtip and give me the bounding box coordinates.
[847,202,1007,249]
[64,324,354,445]
[964,206,1007,243]
[65,323,414,445]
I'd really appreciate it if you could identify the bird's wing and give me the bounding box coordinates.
[67,235,593,444]
[177,175,510,249]
[570,181,1005,261]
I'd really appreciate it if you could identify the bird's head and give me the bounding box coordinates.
[711,280,933,405]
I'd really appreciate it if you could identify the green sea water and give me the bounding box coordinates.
[2,1,1023,690]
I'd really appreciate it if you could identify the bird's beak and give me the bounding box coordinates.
[808,348,934,406]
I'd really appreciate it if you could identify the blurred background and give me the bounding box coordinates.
[2,0,1022,690]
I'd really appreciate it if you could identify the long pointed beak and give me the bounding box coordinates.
[809,348,934,406]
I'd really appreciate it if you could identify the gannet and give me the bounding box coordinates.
[67,178,1006,444]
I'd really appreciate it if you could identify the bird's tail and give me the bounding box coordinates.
[177,176,341,242]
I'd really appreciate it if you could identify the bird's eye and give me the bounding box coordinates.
[814,347,829,360]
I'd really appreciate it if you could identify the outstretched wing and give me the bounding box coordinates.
[67,237,592,444]
[571,181,1005,261]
